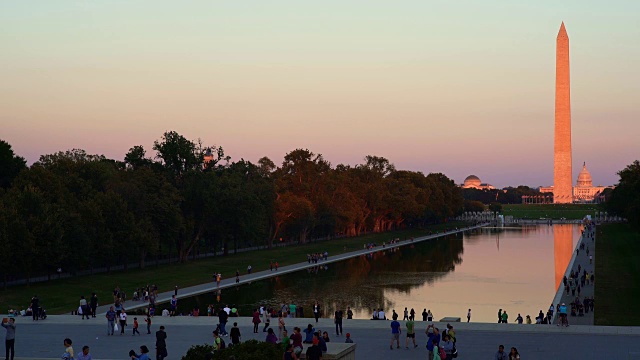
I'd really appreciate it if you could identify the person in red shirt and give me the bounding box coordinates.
[132,317,140,336]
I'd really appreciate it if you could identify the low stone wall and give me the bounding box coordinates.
[299,343,356,360]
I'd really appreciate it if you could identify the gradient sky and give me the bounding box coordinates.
[1,1,638,187]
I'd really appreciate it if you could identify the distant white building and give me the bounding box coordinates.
[461,175,495,190]
[539,163,614,203]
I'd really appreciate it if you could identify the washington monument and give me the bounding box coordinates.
[553,22,573,203]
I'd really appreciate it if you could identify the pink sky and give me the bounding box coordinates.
[1,1,638,187]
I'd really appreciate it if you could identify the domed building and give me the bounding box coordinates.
[462,175,495,190]
[539,162,614,203]
[573,163,612,202]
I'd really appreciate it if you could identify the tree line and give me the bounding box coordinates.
[606,160,640,229]
[0,132,463,285]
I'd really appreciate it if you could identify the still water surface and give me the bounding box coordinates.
[180,224,581,323]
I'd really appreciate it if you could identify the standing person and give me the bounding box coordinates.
[31,295,39,321]
[77,345,92,360]
[144,315,152,334]
[313,302,321,323]
[62,338,74,360]
[498,309,502,324]
[216,274,221,288]
[174,286,178,297]
[169,295,177,317]
[247,265,252,274]
[275,261,279,271]
[403,307,409,321]
[119,309,128,335]
[334,308,343,337]
[252,309,261,333]
[155,326,167,360]
[405,317,417,349]
[346,307,353,320]
[410,308,415,321]
[279,329,291,350]
[235,270,240,284]
[389,317,401,350]
[230,322,241,346]
[105,306,116,336]
[441,335,454,360]
[132,317,140,336]
[290,327,303,357]
[303,324,315,344]
[278,314,286,340]
[427,310,433,322]
[422,309,428,322]
[2,318,15,360]
[501,310,508,324]
[467,309,471,322]
[90,293,98,318]
[289,302,297,318]
[495,345,508,360]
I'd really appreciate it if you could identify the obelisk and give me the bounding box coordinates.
[553,22,572,204]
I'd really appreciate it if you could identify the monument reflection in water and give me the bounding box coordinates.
[180,224,581,323]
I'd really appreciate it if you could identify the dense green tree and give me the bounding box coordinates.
[0,140,27,189]
[606,160,640,228]
[0,131,466,282]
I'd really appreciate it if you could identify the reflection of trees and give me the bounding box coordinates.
[178,235,464,318]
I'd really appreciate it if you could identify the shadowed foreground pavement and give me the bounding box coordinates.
[5,315,640,360]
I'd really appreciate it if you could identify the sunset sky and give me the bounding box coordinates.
[1,1,638,187]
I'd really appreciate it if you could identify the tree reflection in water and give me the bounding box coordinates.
[177,234,463,319]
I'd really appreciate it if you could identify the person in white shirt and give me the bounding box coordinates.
[378,309,386,320]
[224,305,231,315]
[162,309,170,317]
[119,311,127,335]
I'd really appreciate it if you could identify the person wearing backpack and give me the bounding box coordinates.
[212,330,225,352]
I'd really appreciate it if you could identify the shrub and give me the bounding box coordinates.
[181,344,214,360]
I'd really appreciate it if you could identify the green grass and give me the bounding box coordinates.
[1,222,465,314]
[502,204,599,220]
[594,223,640,326]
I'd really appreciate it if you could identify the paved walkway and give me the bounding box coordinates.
[4,315,640,360]
[95,224,489,315]
[551,224,595,325]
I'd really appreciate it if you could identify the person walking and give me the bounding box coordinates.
[2,317,16,360]
[79,296,89,320]
[278,314,286,340]
[132,317,140,336]
[105,306,116,336]
[389,317,401,350]
[467,309,471,322]
[262,308,271,333]
[405,317,417,349]
[334,307,343,336]
[119,310,128,335]
[155,326,168,360]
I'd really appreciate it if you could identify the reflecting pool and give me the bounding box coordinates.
[178,224,581,323]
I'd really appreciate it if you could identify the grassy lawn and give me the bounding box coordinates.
[502,204,599,220]
[594,223,640,326]
[1,222,465,314]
